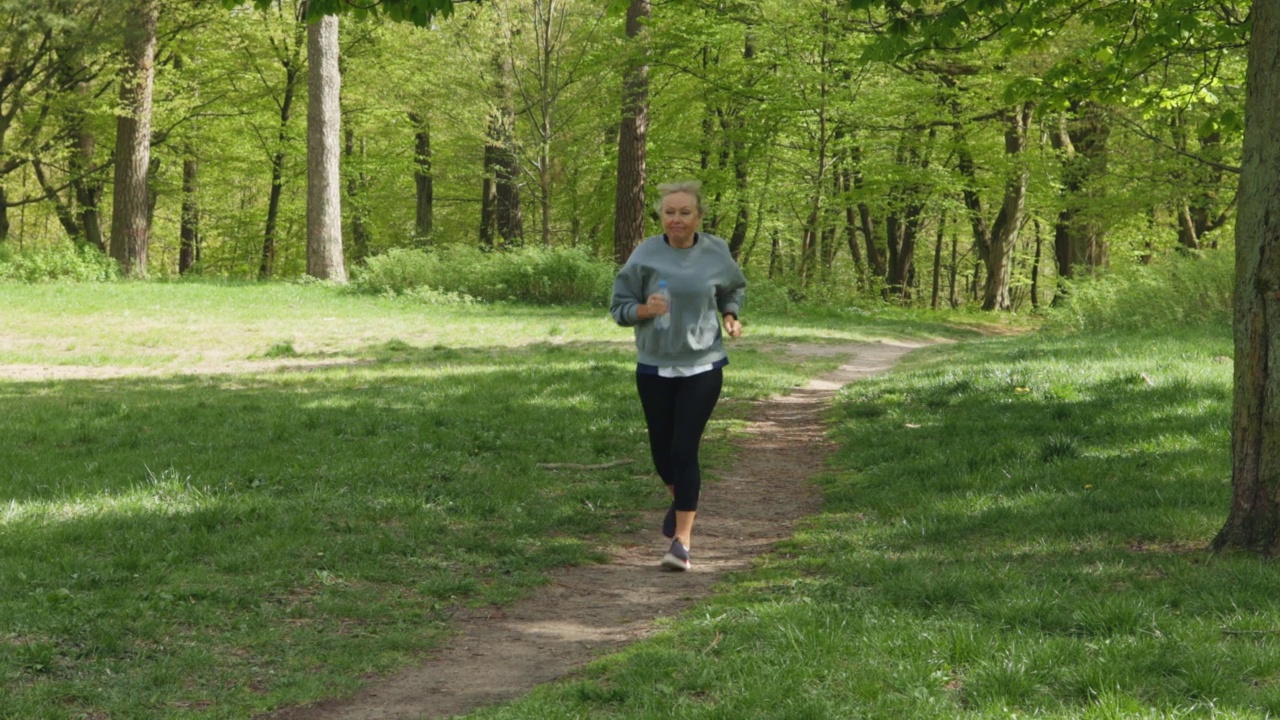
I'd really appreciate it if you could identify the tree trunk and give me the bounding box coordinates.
[832,130,865,287]
[884,129,933,301]
[1212,0,1280,555]
[480,139,497,247]
[74,121,105,252]
[494,58,522,245]
[768,228,781,279]
[306,13,345,282]
[1052,102,1110,278]
[851,144,885,280]
[948,222,960,307]
[1030,218,1043,310]
[344,126,371,263]
[260,16,305,279]
[410,113,433,240]
[931,214,945,310]
[179,154,199,274]
[109,0,158,278]
[0,185,8,242]
[982,102,1034,311]
[31,160,82,240]
[1174,120,1233,252]
[612,0,649,264]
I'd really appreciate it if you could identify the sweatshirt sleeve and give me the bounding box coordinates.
[716,245,747,318]
[610,257,645,327]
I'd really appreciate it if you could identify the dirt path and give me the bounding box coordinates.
[263,339,928,720]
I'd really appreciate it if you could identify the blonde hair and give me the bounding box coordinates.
[654,180,706,217]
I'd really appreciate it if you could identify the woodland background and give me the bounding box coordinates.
[0,0,1248,311]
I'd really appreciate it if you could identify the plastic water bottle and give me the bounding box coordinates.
[654,280,671,330]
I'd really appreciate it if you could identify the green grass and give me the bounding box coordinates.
[463,323,1280,720]
[0,281,957,719]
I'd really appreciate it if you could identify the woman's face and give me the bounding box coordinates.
[660,192,702,246]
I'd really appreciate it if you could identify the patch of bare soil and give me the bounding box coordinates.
[262,339,930,720]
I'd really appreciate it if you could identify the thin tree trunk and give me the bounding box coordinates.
[260,15,305,279]
[306,13,345,282]
[31,160,82,240]
[410,112,433,240]
[931,213,945,310]
[613,0,649,264]
[74,121,105,252]
[833,132,865,287]
[1212,0,1280,555]
[768,228,781,279]
[948,222,960,307]
[109,0,158,278]
[851,144,885,280]
[1030,218,1043,310]
[344,126,371,263]
[0,185,8,242]
[480,112,500,246]
[179,154,199,274]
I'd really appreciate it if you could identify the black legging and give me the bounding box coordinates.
[635,368,723,512]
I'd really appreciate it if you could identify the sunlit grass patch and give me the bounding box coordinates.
[1,281,893,718]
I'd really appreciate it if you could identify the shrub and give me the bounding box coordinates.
[0,244,119,283]
[351,245,615,306]
[1044,250,1233,332]
[349,247,441,296]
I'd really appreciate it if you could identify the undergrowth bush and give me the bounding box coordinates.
[1044,249,1232,332]
[0,243,118,283]
[351,245,614,305]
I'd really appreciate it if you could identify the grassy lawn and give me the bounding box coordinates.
[463,323,1280,719]
[0,282,961,719]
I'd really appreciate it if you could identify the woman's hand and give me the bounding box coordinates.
[723,313,742,338]
[641,292,669,320]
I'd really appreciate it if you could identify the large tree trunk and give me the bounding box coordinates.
[109,0,158,278]
[981,102,1034,311]
[612,0,649,265]
[410,112,433,240]
[306,13,345,282]
[1212,0,1280,555]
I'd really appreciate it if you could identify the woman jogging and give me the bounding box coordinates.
[609,180,747,571]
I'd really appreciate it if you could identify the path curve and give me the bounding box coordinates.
[264,340,929,720]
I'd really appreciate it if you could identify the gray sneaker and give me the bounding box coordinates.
[661,539,691,571]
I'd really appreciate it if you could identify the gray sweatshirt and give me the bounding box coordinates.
[610,233,747,367]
